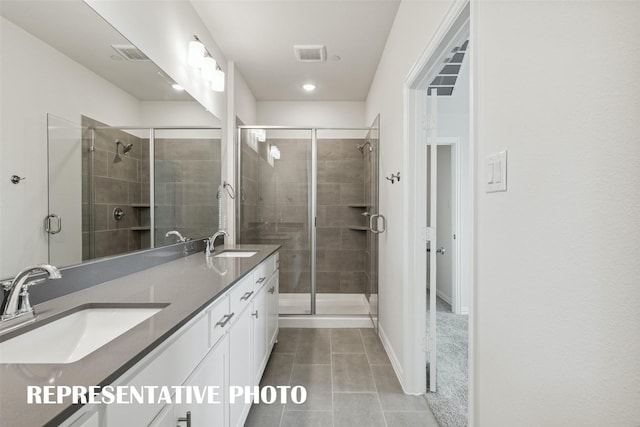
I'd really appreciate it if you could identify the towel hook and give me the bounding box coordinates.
[10,175,26,184]
[386,172,401,184]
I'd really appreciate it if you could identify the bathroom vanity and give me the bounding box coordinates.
[0,245,280,427]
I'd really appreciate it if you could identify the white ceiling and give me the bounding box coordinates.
[0,0,193,102]
[191,0,401,101]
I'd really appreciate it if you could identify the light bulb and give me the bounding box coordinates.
[211,69,225,92]
[188,40,205,68]
[201,56,217,81]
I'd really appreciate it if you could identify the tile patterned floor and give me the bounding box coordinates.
[245,328,440,427]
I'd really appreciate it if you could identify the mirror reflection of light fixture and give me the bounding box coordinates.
[188,35,225,93]
[269,145,281,160]
[255,129,266,142]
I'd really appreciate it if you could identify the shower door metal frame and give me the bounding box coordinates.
[237,125,375,317]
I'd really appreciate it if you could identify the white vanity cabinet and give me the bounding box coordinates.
[252,283,268,387]
[266,270,279,351]
[148,334,227,427]
[230,252,279,427]
[61,252,279,427]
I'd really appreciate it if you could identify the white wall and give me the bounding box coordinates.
[473,1,640,424]
[257,101,365,127]
[365,0,453,384]
[234,68,257,125]
[139,101,220,127]
[0,17,142,278]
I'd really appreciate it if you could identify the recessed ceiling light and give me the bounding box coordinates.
[302,83,316,92]
[171,83,185,91]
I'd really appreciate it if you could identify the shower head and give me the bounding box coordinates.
[356,141,373,153]
[115,140,134,155]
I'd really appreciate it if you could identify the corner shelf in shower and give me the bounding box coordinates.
[348,226,368,232]
[347,204,368,209]
[131,203,150,208]
[131,226,151,231]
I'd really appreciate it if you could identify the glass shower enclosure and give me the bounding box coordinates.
[46,114,221,266]
[236,118,381,326]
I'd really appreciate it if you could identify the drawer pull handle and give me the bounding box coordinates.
[268,286,275,294]
[177,410,191,427]
[240,291,254,301]
[256,277,266,284]
[216,312,235,328]
[252,310,259,318]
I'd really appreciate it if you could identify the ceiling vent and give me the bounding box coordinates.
[111,44,150,61]
[293,45,326,62]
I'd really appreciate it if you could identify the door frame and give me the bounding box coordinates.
[428,137,461,314]
[401,0,473,419]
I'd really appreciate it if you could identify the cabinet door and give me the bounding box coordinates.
[252,284,268,386]
[229,307,253,427]
[174,334,227,427]
[266,272,279,350]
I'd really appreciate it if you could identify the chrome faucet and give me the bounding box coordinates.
[165,230,187,243]
[1,264,61,330]
[205,230,229,257]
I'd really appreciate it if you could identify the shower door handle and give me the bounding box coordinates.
[44,214,62,234]
[369,214,386,234]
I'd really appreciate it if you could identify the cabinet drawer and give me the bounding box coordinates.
[208,295,230,347]
[253,254,277,292]
[229,274,254,317]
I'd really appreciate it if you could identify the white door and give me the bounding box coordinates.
[436,145,454,305]
[426,92,439,392]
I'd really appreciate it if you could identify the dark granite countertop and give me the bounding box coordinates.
[0,244,280,427]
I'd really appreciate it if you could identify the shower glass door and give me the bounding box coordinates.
[153,128,222,246]
[365,115,380,329]
[237,128,313,315]
[47,114,83,267]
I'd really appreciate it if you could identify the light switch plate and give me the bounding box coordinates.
[486,150,507,192]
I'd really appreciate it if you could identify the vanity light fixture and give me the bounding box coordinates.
[201,56,217,81]
[211,68,225,92]
[188,35,225,93]
[302,83,316,92]
[188,37,205,68]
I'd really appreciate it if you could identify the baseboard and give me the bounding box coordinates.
[279,315,374,328]
[436,289,452,306]
[378,324,406,391]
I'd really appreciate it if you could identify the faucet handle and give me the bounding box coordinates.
[23,278,47,288]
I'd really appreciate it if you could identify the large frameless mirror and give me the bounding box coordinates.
[0,0,222,277]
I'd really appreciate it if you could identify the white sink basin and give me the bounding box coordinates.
[0,307,163,364]
[214,251,257,258]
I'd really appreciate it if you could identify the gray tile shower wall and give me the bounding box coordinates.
[81,116,149,260]
[239,137,367,295]
[152,137,222,245]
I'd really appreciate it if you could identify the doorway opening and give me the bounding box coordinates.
[403,0,472,426]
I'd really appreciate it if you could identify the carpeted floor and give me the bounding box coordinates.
[425,292,468,427]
